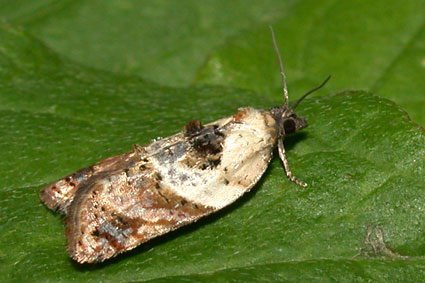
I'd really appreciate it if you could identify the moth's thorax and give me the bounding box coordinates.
[270,106,307,137]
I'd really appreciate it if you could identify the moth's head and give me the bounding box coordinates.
[270,106,307,137]
[269,75,330,137]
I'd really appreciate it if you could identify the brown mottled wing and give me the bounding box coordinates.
[39,152,136,214]
[65,141,215,263]
[42,107,277,263]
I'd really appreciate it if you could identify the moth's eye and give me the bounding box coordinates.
[283,119,296,134]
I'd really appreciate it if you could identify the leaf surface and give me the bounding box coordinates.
[1,1,425,281]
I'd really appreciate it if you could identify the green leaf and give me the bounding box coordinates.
[2,0,425,125]
[1,0,296,87]
[195,0,425,126]
[2,0,424,126]
[1,1,425,281]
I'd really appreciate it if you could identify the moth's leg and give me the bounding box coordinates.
[278,139,307,187]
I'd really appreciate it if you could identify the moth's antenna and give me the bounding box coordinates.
[292,75,331,110]
[269,26,288,106]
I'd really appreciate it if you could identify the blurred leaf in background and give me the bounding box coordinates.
[1,0,425,282]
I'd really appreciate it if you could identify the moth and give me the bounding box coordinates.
[39,27,330,263]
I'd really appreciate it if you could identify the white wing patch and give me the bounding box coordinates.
[149,107,278,209]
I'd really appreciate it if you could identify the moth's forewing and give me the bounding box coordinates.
[41,107,278,263]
